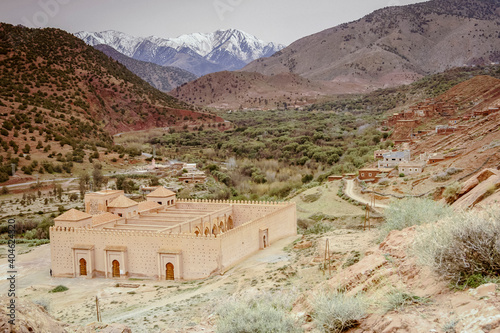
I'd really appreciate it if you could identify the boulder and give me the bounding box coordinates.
[452,175,500,210]
[469,283,497,298]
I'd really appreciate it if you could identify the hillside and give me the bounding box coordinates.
[94,44,197,92]
[243,0,500,90]
[169,71,336,110]
[76,29,285,76]
[0,23,225,183]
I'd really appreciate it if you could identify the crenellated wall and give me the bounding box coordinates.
[50,200,296,280]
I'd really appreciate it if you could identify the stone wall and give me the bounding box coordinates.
[50,200,297,281]
[50,228,220,280]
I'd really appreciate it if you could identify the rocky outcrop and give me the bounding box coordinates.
[296,227,500,333]
[0,296,69,333]
[0,297,132,333]
[453,168,500,210]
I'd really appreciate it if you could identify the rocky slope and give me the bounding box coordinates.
[94,44,197,92]
[243,0,500,90]
[169,71,335,110]
[0,296,131,332]
[76,29,285,76]
[0,23,222,139]
[0,23,226,183]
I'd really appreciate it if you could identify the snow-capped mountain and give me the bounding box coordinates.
[75,29,285,76]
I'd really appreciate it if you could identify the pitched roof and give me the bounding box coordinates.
[146,187,176,198]
[92,212,120,225]
[108,195,138,208]
[137,201,161,212]
[55,209,92,221]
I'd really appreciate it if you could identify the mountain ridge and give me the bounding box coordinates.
[75,29,285,76]
[94,44,197,92]
[243,0,500,90]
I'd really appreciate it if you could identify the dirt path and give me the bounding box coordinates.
[345,179,389,210]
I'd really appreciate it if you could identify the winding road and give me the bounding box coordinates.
[344,179,389,211]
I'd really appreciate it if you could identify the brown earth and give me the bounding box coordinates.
[244,0,500,89]
[295,226,500,333]
[169,71,336,110]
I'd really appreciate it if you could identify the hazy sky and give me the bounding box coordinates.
[0,0,428,45]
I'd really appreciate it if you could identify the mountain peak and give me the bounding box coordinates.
[75,29,285,76]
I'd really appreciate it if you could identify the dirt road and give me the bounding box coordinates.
[344,179,389,211]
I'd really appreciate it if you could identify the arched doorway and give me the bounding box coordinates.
[112,260,120,278]
[166,263,174,280]
[204,227,210,236]
[194,229,200,237]
[79,258,87,276]
[212,225,218,236]
[219,221,225,233]
[227,216,234,230]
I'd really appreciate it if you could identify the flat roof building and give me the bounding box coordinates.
[50,189,297,281]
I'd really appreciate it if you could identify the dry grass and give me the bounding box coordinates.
[412,208,500,287]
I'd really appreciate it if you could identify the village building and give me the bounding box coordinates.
[358,168,394,181]
[436,125,457,135]
[358,168,380,180]
[179,173,207,184]
[374,150,392,159]
[50,188,297,281]
[328,175,343,181]
[183,163,197,171]
[140,186,161,195]
[398,161,426,175]
[378,150,411,168]
[428,153,445,164]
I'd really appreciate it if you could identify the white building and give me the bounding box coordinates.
[378,150,411,168]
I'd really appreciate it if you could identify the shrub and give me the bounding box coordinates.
[412,209,500,288]
[216,292,299,333]
[399,173,405,177]
[312,292,366,333]
[342,251,361,268]
[484,183,497,199]
[380,197,451,241]
[304,221,334,235]
[382,289,429,312]
[442,181,462,202]
[432,168,463,182]
[49,285,68,293]
[378,178,390,186]
[431,172,450,182]
[302,174,314,184]
[302,190,322,203]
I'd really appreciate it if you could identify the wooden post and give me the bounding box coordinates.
[96,296,101,322]
[363,204,369,231]
[324,238,331,276]
[327,239,331,276]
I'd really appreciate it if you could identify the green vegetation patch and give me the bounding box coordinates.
[49,285,68,293]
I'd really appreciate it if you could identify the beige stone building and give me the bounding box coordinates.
[398,161,426,175]
[50,188,297,281]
